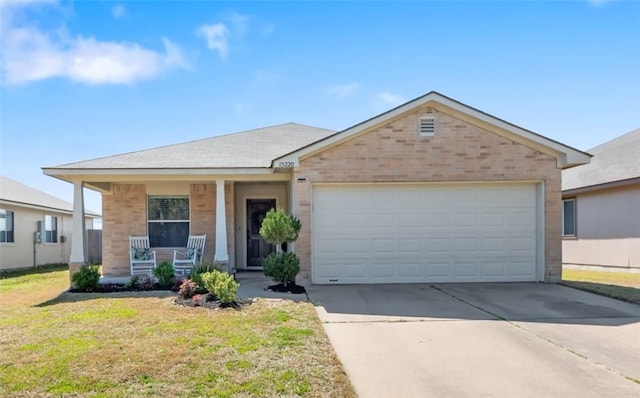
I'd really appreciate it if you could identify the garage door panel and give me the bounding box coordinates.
[510,236,536,253]
[312,183,539,284]
[481,237,506,253]
[398,239,423,253]
[482,261,508,277]
[509,211,536,227]
[455,262,480,278]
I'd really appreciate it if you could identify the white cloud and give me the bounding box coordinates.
[1,2,190,86]
[111,4,126,19]
[230,12,250,38]
[2,27,190,85]
[197,23,229,59]
[326,82,360,99]
[376,92,406,107]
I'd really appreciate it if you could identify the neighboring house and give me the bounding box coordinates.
[562,129,640,269]
[43,91,590,285]
[0,176,101,270]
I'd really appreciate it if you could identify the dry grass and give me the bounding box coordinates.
[0,267,356,397]
[562,269,640,305]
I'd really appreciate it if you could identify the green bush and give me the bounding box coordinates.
[71,265,101,292]
[189,261,223,292]
[201,270,239,304]
[259,208,301,247]
[214,273,239,304]
[263,251,300,287]
[125,276,139,290]
[201,270,220,294]
[153,261,175,288]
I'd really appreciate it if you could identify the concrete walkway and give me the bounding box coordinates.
[307,283,640,398]
[235,272,309,301]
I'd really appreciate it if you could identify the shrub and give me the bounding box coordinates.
[214,273,239,304]
[259,208,301,248]
[201,270,239,304]
[178,279,198,299]
[259,208,302,286]
[153,261,175,288]
[194,261,224,274]
[71,264,101,292]
[201,270,222,295]
[189,261,223,292]
[125,276,139,290]
[137,275,155,290]
[263,251,300,287]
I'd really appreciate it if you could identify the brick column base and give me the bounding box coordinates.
[68,262,84,289]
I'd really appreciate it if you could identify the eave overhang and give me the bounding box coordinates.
[42,167,290,194]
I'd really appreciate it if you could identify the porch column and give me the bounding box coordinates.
[214,180,229,263]
[69,181,87,285]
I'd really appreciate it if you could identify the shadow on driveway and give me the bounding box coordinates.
[307,282,640,326]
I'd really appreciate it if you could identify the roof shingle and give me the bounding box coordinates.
[0,176,100,216]
[51,123,335,169]
[562,128,640,191]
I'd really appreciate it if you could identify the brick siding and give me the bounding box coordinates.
[294,108,562,282]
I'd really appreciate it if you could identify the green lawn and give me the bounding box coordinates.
[0,267,355,398]
[562,268,640,305]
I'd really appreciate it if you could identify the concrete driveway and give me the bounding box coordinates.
[307,283,640,398]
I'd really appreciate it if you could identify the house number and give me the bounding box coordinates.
[278,161,295,168]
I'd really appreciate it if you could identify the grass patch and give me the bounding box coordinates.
[0,268,355,397]
[561,269,640,304]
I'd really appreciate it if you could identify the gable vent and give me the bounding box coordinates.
[419,117,435,137]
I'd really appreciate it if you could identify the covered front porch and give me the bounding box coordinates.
[60,176,291,284]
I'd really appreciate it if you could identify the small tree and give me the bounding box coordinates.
[259,208,301,286]
[259,208,301,252]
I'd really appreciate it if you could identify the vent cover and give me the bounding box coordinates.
[419,117,435,136]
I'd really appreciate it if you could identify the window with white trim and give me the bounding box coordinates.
[419,116,436,137]
[148,196,190,247]
[562,199,576,236]
[0,210,14,243]
[44,215,58,243]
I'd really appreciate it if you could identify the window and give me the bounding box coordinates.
[148,196,190,247]
[419,116,436,137]
[0,210,14,243]
[562,199,576,236]
[45,215,58,243]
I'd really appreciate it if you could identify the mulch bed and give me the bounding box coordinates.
[173,293,252,310]
[69,283,175,293]
[265,283,306,294]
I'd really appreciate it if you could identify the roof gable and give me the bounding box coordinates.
[562,128,640,192]
[274,91,591,169]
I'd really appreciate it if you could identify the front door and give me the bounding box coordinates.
[246,199,276,267]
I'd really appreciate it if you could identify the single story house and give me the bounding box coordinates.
[0,175,100,270]
[562,128,639,269]
[43,91,590,285]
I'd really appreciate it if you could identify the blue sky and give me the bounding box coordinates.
[1,0,639,221]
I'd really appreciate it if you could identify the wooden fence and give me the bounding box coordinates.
[87,229,102,265]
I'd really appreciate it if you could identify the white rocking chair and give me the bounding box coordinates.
[172,234,206,276]
[129,235,157,276]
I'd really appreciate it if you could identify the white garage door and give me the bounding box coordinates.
[312,183,540,284]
